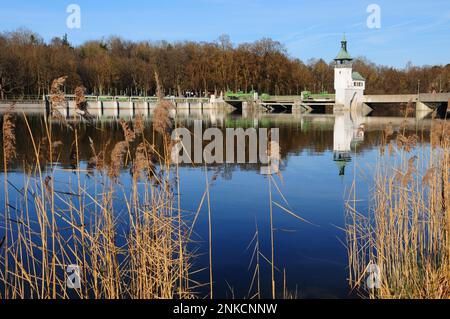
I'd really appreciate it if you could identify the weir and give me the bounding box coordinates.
[1,92,448,118]
[19,95,232,118]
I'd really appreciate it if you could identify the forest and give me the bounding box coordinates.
[0,29,449,98]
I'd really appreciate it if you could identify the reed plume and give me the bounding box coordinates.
[134,114,145,136]
[405,99,414,117]
[74,85,87,109]
[132,141,155,180]
[87,137,108,174]
[74,85,94,123]
[50,76,67,107]
[154,100,174,135]
[119,119,136,143]
[153,72,174,136]
[396,133,417,152]
[431,120,450,147]
[2,112,17,164]
[155,71,163,99]
[49,76,73,129]
[108,141,128,179]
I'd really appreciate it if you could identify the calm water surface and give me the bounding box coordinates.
[0,109,435,298]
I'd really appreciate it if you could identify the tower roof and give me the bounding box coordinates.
[335,48,352,60]
[334,35,352,61]
[352,71,365,81]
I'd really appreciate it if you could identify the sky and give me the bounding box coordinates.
[0,0,449,67]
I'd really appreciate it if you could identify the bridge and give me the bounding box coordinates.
[363,93,450,104]
[226,92,450,114]
[1,92,449,116]
[226,92,335,112]
[362,93,450,115]
[41,94,229,117]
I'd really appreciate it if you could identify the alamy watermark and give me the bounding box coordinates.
[366,262,381,289]
[66,264,81,289]
[171,120,280,174]
[366,4,381,29]
[66,4,81,29]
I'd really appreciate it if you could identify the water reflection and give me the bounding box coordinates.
[0,110,431,173]
[332,111,367,176]
[0,108,436,298]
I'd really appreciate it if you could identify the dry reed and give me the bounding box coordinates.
[0,109,193,299]
[346,119,450,299]
[132,141,155,180]
[74,85,94,123]
[2,111,17,164]
[134,114,145,136]
[119,119,136,144]
[153,72,174,136]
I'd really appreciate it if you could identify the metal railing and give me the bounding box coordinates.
[1,94,212,104]
[46,95,211,103]
[0,95,43,103]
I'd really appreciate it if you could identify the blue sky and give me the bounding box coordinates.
[0,0,449,67]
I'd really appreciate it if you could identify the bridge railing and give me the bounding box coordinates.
[0,95,43,103]
[43,95,211,103]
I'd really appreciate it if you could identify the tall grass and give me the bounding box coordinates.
[0,75,305,299]
[346,115,450,298]
[0,84,194,299]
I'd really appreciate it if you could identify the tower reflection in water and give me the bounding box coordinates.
[333,111,365,176]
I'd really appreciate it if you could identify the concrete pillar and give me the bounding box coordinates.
[148,102,157,115]
[117,101,133,117]
[115,100,119,117]
[361,103,374,116]
[86,100,101,117]
[101,101,117,117]
[65,100,70,118]
[416,110,431,121]
[176,105,189,117]
[67,100,76,117]
[143,101,149,116]
[98,100,103,117]
[44,95,50,117]
[190,102,201,117]
[416,101,432,112]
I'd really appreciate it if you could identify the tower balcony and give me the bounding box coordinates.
[334,62,353,68]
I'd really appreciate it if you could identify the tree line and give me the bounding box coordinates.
[0,29,449,99]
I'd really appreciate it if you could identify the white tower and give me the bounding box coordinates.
[334,35,365,109]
